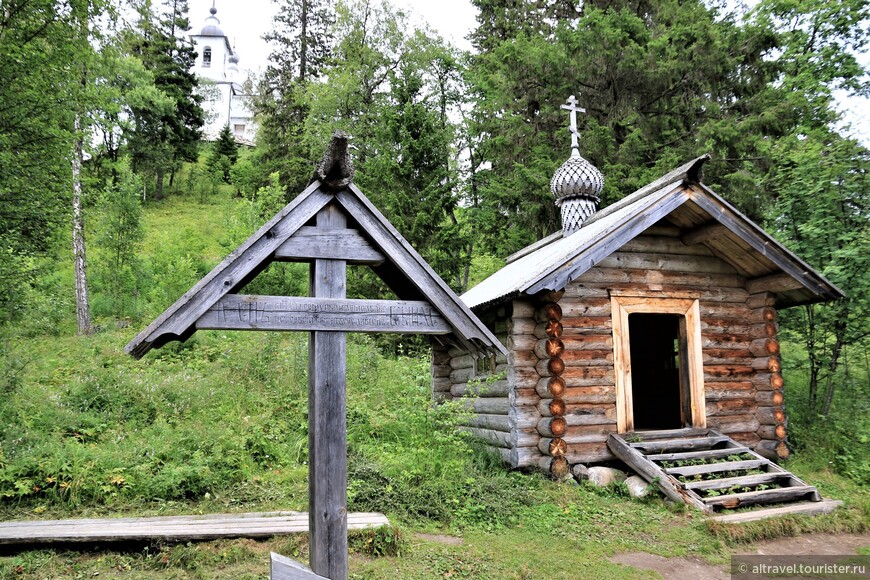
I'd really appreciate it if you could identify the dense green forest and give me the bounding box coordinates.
[0,0,869,575]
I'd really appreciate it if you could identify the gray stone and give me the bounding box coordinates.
[586,466,627,487]
[572,464,590,482]
[625,475,653,498]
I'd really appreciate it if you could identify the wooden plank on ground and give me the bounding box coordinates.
[609,429,827,516]
[683,473,785,491]
[0,512,389,545]
[709,500,842,524]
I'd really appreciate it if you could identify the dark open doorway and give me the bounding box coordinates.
[628,313,686,430]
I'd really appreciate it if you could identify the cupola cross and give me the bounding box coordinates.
[560,94,585,154]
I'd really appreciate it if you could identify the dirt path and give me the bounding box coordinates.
[610,533,870,579]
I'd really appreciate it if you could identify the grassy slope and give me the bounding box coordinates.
[0,186,867,579]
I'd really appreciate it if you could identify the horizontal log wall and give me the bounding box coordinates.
[434,230,794,471]
[431,343,452,403]
[432,304,510,463]
[567,232,768,457]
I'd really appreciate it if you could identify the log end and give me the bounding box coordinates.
[550,456,570,480]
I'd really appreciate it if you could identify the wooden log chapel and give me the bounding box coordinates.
[432,96,844,483]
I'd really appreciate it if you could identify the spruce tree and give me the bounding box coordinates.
[209,125,239,182]
[255,0,334,191]
[127,0,204,198]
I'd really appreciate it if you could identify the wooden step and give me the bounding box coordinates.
[630,436,731,453]
[702,485,820,509]
[622,428,711,441]
[607,429,830,516]
[0,511,390,545]
[647,447,750,462]
[684,473,787,491]
[709,499,842,523]
[664,459,768,477]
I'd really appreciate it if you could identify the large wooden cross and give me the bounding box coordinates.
[560,94,585,152]
[127,133,506,580]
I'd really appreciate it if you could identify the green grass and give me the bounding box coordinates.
[1,175,868,579]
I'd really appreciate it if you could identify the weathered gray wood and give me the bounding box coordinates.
[308,204,348,580]
[702,485,819,508]
[607,433,712,513]
[527,186,690,293]
[128,175,506,360]
[709,499,841,523]
[663,459,768,477]
[619,235,715,256]
[630,436,731,453]
[646,447,750,463]
[274,226,384,264]
[609,429,824,514]
[337,186,507,359]
[621,427,711,440]
[198,295,450,334]
[510,445,546,469]
[709,415,761,434]
[126,183,332,358]
[565,446,616,464]
[457,413,511,432]
[449,353,476,370]
[598,252,739,275]
[462,397,510,415]
[680,222,729,246]
[690,186,843,301]
[451,379,510,398]
[683,473,786,491]
[271,553,328,580]
[460,426,512,448]
[0,512,389,545]
[746,272,803,295]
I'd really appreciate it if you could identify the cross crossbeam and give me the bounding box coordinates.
[560,94,586,152]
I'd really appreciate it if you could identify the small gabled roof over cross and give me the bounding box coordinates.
[126,133,507,360]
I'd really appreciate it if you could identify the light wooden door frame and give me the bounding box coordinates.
[610,291,706,433]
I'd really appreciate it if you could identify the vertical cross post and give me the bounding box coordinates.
[560,94,585,154]
[308,203,348,580]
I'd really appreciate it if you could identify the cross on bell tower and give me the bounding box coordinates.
[560,94,585,155]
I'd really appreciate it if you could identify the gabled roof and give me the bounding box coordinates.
[126,179,507,360]
[463,155,844,310]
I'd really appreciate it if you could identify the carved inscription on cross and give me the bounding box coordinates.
[560,94,585,153]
